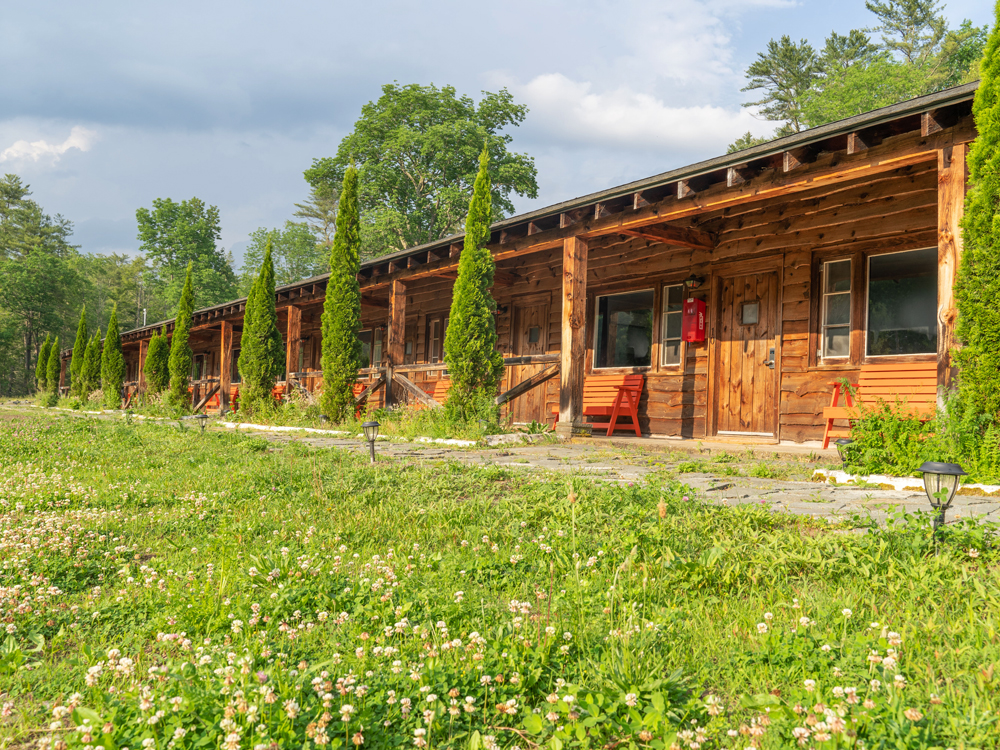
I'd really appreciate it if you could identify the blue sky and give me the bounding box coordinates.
[1,0,990,265]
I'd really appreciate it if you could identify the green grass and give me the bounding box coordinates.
[2,410,1000,749]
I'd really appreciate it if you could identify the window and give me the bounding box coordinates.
[594,289,654,369]
[359,330,373,366]
[427,320,441,364]
[191,354,206,381]
[372,328,383,366]
[297,337,307,373]
[867,247,938,356]
[741,302,759,326]
[231,349,241,383]
[661,284,684,366]
[822,259,851,358]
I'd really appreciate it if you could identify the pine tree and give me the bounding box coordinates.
[46,336,60,395]
[237,239,285,413]
[82,330,102,397]
[144,326,170,394]
[70,306,88,398]
[741,36,822,133]
[167,263,195,409]
[443,147,504,417]
[101,304,125,409]
[954,2,1000,459]
[320,166,364,422]
[35,334,51,392]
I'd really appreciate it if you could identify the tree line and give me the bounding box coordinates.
[1,83,537,396]
[729,0,987,152]
[50,149,505,427]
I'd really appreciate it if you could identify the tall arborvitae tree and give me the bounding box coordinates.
[46,336,60,395]
[144,326,170,394]
[82,330,102,397]
[443,147,505,416]
[237,240,285,413]
[320,166,364,421]
[70,306,88,398]
[101,304,125,408]
[954,3,1000,461]
[167,263,195,409]
[35,334,51,392]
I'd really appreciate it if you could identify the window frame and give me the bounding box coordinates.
[660,283,685,368]
[864,246,939,359]
[591,287,656,371]
[820,258,852,361]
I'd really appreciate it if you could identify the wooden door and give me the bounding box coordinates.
[510,302,548,424]
[715,271,779,435]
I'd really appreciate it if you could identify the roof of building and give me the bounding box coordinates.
[110,80,978,346]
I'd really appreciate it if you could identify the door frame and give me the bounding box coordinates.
[706,256,784,441]
[508,292,552,424]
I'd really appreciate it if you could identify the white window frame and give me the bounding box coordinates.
[661,284,684,367]
[821,258,852,360]
[592,288,655,370]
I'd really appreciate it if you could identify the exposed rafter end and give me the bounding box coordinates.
[559,207,588,229]
[449,242,462,258]
[633,191,651,209]
[527,221,543,235]
[782,145,817,173]
[406,255,422,270]
[726,165,755,188]
[676,180,694,199]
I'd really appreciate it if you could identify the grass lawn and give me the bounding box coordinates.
[1,411,999,749]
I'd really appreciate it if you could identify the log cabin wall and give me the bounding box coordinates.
[102,83,975,441]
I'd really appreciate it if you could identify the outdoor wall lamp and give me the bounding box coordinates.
[834,438,853,469]
[917,461,967,540]
[684,273,705,290]
[362,421,380,463]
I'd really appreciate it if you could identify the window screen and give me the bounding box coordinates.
[867,248,938,356]
[661,285,684,366]
[594,290,654,368]
[822,259,851,358]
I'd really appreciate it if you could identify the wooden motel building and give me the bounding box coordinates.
[86,82,979,444]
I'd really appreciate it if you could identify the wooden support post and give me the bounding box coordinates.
[285,306,301,384]
[558,236,589,437]
[387,280,406,406]
[937,142,967,394]
[138,339,148,391]
[220,320,233,412]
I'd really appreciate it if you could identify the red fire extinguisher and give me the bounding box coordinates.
[682,297,706,342]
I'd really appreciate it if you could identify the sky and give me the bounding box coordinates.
[0,0,990,267]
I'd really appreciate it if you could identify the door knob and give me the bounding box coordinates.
[763,347,775,369]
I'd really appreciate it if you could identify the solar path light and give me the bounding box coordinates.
[834,438,853,469]
[917,461,967,549]
[362,421,380,463]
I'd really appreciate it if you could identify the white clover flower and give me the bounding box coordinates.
[842,608,853,619]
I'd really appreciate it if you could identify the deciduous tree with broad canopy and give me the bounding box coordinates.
[304,83,538,259]
[136,197,237,313]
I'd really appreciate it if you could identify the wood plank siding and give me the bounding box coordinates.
[90,84,976,442]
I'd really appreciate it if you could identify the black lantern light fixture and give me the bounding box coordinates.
[917,461,967,539]
[833,438,853,469]
[683,273,705,290]
[362,421,380,463]
[319,414,330,425]
[195,413,209,434]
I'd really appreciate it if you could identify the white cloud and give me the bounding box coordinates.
[512,73,772,152]
[0,125,98,163]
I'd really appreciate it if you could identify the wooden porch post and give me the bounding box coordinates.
[285,306,302,384]
[937,142,967,393]
[138,339,148,391]
[557,236,589,437]
[386,279,406,406]
[220,321,233,412]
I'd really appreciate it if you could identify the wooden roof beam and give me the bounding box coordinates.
[407,255,422,269]
[361,297,390,309]
[782,145,817,173]
[633,191,651,209]
[619,223,716,251]
[449,242,462,258]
